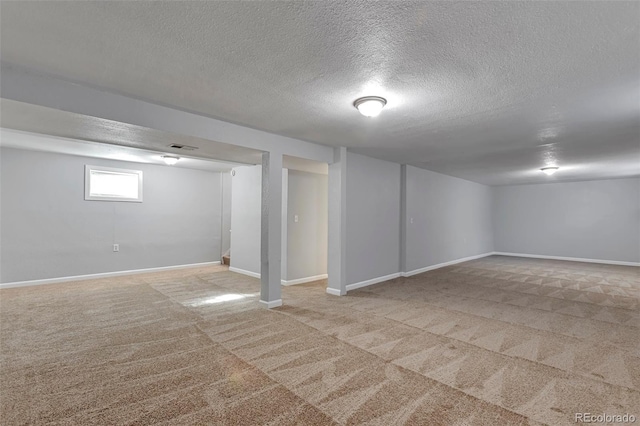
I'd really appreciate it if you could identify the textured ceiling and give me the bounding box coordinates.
[1,1,638,185]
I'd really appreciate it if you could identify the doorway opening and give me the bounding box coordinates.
[281,155,329,291]
[228,155,329,296]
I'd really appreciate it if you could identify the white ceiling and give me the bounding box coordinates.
[1,1,638,185]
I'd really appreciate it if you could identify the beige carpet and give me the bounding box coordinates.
[1,256,638,425]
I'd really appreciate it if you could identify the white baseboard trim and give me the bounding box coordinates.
[281,274,328,286]
[492,252,640,267]
[326,287,345,296]
[0,261,221,290]
[401,252,494,277]
[259,299,283,309]
[228,267,261,279]
[346,272,402,292]
[228,269,329,286]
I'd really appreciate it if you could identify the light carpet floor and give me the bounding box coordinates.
[1,256,638,425]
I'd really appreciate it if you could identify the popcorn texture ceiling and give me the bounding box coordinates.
[1,1,638,185]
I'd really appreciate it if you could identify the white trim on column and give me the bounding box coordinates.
[345,272,402,292]
[0,261,221,289]
[493,252,639,267]
[326,287,345,296]
[259,299,283,309]
[228,267,261,279]
[401,252,494,277]
[281,274,328,286]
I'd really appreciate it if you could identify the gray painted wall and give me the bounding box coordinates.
[286,170,328,281]
[229,164,262,275]
[493,178,640,263]
[405,166,494,272]
[0,148,222,283]
[230,166,328,282]
[346,152,401,284]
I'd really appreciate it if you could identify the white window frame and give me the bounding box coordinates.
[84,165,143,202]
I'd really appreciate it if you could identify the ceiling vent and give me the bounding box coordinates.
[168,144,198,151]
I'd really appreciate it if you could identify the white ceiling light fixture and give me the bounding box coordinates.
[162,155,180,165]
[540,166,559,176]
[354,96,387,117]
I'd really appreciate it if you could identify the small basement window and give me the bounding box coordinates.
[85,165,143,202]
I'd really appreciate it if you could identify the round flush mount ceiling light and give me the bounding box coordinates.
[540,166,559,176]
[162,155,180,165]
[354,96,387,117]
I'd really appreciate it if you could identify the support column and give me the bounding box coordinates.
[281,168,288,283]
[400,164,408,274]
[260,151,283,308]
[327,147,347,296]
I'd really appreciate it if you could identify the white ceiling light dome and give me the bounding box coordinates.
[354,96,387,117]
[162,155,180,165]
[540,166,559,175]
